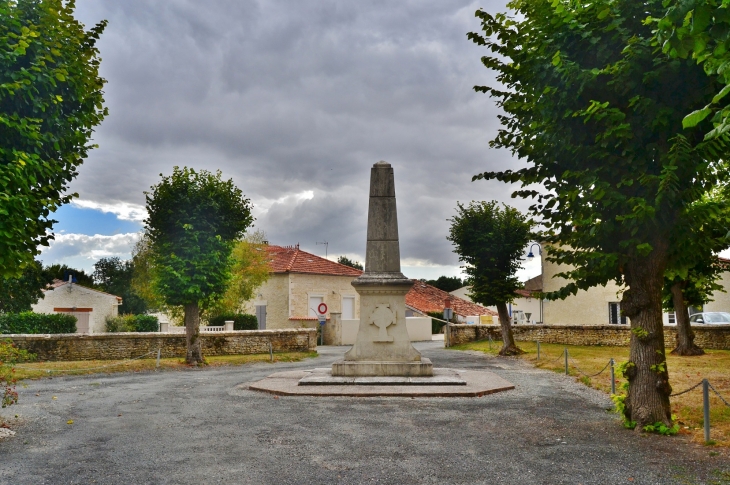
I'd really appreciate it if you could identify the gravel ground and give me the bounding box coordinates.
[0,341,728,485]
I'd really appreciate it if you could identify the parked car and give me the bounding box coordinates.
[688,312,730,324]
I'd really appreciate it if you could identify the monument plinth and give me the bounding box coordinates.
[331,161,433,377]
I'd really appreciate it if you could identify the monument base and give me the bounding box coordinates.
[331,358,433,377]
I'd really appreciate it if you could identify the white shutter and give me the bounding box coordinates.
[342,297,355,319]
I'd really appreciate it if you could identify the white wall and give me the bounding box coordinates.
[31,284,120,334]
[405,317,432,341]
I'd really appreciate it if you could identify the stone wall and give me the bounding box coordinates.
[445,324,730,350]
[4,329,317,362]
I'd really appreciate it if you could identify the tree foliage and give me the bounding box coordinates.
[0,0,107,278]
[468,0,730,427]
[337,256,363,271]
[0,260,51,313]
[657,0,730,137]
[93,257,148,315]
[424,276,464,293]
[144,167,254,363]
[448,201,531,306]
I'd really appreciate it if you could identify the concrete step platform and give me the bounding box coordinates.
[247,368,514,397]
[299,367,464,385]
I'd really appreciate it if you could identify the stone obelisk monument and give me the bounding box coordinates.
[332,161,433,377]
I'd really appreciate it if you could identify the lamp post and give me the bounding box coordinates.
[525,242,543,324]
[526,243,542,259]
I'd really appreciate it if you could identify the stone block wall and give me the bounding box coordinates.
[4,329,317,361]
[445,324,730,350]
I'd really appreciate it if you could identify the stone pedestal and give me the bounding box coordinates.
[331,161,432,377]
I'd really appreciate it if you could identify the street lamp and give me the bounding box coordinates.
[526,243,542,259]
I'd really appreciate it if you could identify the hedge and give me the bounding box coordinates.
[105,314,159,333]
[0,312,77,334]
[208,313,258,330]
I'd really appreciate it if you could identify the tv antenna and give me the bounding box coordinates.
[316,240,329,259]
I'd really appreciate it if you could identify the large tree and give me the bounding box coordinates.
[0,0,107,278]
[469,1,730,428]
[144,167,253,364]
[448,201,532,355]
[93,257,148,315]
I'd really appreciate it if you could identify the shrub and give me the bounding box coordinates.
[134,314,159,332]
[0,312,77,334]
[208,313,258,330]
[0,339,35,408]
[106,314,159,332]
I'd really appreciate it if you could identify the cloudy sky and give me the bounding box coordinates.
[41,0,543,281]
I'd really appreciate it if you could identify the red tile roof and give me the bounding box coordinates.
[406,281,496,317]
[265,245,363,277]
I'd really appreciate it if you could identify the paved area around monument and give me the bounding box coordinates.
[1,341,728,485]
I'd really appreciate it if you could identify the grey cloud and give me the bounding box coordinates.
[70,0,530,270]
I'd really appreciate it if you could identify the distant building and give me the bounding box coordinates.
[406,281,496,323]
[32,279,122,334]
[242,245,363,330]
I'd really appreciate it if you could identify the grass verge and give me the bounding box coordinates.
[8,351,318,380]
[451,339,730,447]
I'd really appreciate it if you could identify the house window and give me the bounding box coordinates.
[667,312,676,325]
[342,296,355,320]
[308,296,324,317]
[608,303,627,325]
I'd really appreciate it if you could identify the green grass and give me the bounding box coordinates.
[451,339,730,447]
[8,351,318,380]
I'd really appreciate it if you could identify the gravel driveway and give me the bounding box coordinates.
[0,341,727,485]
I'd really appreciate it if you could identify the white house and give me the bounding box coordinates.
[32,279,122,334]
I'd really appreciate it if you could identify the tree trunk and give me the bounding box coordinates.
[670,281,704,356]
[184,302,204,365]
[620,244,672,430]
[496,302,523,356]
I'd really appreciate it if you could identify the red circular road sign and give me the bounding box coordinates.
[317,303,328,315]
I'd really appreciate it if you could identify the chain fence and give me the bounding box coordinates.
[528,342,730,443]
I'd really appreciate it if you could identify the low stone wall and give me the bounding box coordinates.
[4,329,317,361]
[445,324,730,350]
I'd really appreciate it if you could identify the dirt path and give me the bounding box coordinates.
[0,342,727,484]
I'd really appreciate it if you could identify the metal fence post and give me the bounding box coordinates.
[269,341,274,362]
[156,349,161,369]
[703,379,711,443]
[488,333,493,351]
[536,341,540,361]
[564,347,569,375]
[610,358,615,395]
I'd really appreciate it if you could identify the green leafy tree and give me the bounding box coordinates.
[424,276,464,293]
[469,0,730,428]
[337,256,363,271]
[93,257,148,315]
[447,201,531,355]
[0,260,52,313]
[0,0,107,278]
[144,167,253,364]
